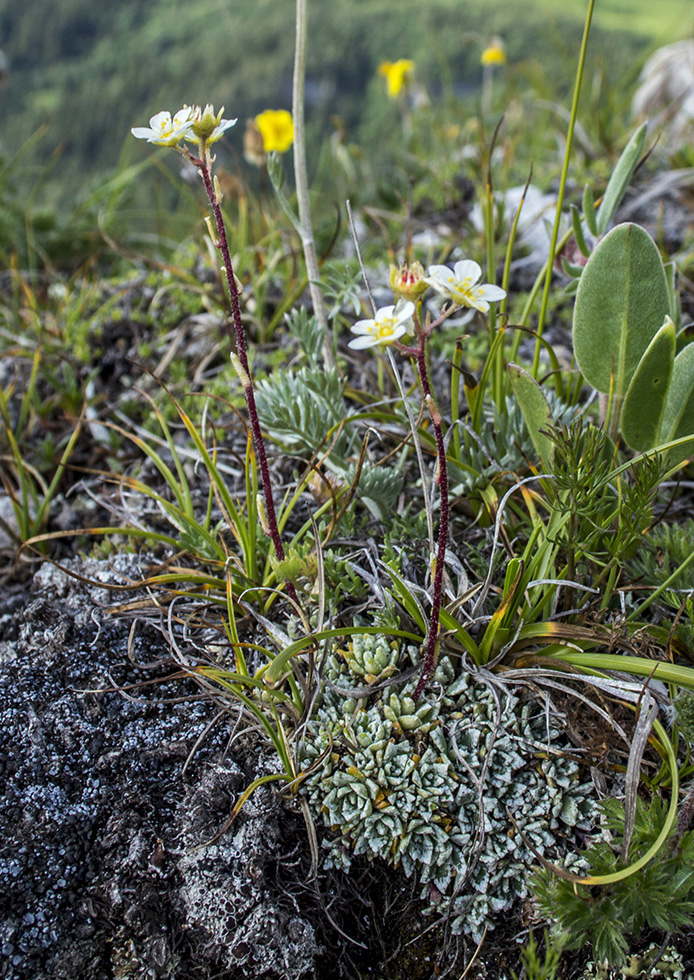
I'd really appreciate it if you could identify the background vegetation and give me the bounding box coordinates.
[2,0,693,215]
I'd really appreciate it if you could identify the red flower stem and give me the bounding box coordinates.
[413,340,449,701]
[197,150,298,601]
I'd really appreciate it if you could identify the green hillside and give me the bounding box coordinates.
[1,0,689,204]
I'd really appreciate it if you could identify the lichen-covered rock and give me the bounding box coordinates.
[0,558,319,980]
[300,636,596,942]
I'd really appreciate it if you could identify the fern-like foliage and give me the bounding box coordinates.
[349,461,403,520]
[283,307,324,366]
[256,364,404,520]
[532,795,694,968]
[450,394,578,496]
[628,518,694,594]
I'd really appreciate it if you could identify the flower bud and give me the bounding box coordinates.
[188,104,237,144]
[389,261,428,302]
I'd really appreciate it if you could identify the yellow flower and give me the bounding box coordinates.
[255,109,294,153]
[481,38,506,66]
[378,59,415,99]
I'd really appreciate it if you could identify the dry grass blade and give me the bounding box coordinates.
[622,689,658,861]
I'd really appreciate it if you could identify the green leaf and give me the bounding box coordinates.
[508,363,554,470]
[582,183,598,237]
[664,260,680,331]
[570,203,591,258]
[596,123,647,237]
[573,223,670,399]
[621,317,675,450]
[660,341,694,465]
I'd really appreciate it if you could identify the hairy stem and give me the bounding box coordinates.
[198,152,292,583]
[413,342,449,700]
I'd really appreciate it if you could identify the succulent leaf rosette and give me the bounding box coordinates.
[300,635,596,941]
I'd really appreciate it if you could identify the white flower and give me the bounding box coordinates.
[348,301,415,350]
[131,108,193,146]
[424,260,506,312]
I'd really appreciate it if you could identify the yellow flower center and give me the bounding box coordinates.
[376,316,397,338]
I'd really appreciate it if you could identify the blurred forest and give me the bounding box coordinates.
[0,0,692,268]
[0,1,671,186]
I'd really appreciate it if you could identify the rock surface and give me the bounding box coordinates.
[0,558,320,980]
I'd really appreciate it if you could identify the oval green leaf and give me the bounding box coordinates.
[509,363,554,470]
[660,342,694,466]
[573,223,670,399]
[621,318,675,451]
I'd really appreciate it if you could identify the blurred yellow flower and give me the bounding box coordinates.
[481,38,506,66]
[378,59,415,98]
[255,109,294,153]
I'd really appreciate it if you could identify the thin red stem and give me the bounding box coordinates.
[413,340,449,701]
[196,147,299,602]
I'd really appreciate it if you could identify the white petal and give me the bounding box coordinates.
[351,319,377,334]
[476,283,506,301]
[389,323,409,341]
[394,301,415,323]
[173,107,193,126]
[467,298,489,312]
[425,265,451,280]
[348,335,379,349]
[149,111,172,131]
[131,127,154,139]
[453,259,482,283]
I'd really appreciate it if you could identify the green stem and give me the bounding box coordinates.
[292,0,332,368]
[531,0,595,377]
[413,340,449,701]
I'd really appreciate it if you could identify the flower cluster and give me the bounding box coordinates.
[131,104,237,147]
[349,261,505,349]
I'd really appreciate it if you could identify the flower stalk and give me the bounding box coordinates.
[348,261,503,697]
[194,141,290,575]
[413,345,449,700]
[293,0,332,368]
[131,106,296,600]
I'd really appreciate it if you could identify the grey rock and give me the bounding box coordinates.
[0,558,319,980]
